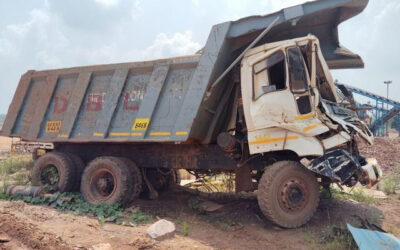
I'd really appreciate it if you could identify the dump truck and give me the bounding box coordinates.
[1,0,382,228]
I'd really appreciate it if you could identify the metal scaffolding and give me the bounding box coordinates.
[338,83,400,137]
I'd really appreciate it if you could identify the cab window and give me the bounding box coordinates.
[287,47,308,93]
[253,51,286,99]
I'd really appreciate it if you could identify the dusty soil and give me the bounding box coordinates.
[0,190,399,250]
[359,136,400,173]
[0,136,398,250]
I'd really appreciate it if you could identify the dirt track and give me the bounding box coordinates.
[0,189,399,250]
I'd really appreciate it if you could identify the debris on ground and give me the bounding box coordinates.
[0,235,10,243]
[90,243,113,250]
[347,224,400,250]
[198,200,224,212]
[146,219,176,240]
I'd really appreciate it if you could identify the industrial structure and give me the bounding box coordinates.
[339,83,400,137]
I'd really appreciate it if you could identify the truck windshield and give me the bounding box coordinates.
[287,47,308,93]
[253,51,286,99]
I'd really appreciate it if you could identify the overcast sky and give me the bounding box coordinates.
[0,0,399,114]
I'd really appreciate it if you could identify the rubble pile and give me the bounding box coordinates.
[359,137,400,173]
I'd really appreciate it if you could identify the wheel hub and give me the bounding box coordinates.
[280,179,307,211]
[91,170,116,199]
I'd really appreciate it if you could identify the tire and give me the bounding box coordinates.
[80,157,133,206]
[65,153,85,191]
[119,158,143,203]
[31,152,77,192]
[257,161,320,228]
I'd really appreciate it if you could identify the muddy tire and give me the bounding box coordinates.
[80,157,133,206]
[65,153,85,191]
[119,158,143,203]
[257,161,320,228]
[31,152,77,192]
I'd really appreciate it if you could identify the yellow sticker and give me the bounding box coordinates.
[132,118,150,131]
[46,121,62,133]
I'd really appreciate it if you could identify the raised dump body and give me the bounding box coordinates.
[1,0,368,144]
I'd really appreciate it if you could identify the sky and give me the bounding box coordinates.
[0,0,399,114]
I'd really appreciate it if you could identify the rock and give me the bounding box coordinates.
[198,201,224,212]
[146,219,176,240]
[91,243,112,250]
[0,235,10,243]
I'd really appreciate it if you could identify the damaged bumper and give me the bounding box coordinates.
[301,149,382,187]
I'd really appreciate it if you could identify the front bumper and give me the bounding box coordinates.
[301,149,382,187]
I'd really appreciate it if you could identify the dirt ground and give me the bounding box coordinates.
[0,135,399,250]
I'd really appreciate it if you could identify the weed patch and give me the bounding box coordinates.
[331,187,376,204]
[321,225,357,250]
[382,169,400,195]
[0,155,33,192]
[182,221,190,236]
[0,192,152,227]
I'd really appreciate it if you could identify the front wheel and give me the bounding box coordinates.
[257,161,320,228]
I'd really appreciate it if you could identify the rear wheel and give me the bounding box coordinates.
[31,152,76,192]
[119,158,143,203]
[65,153,85,191]
[257,161,320,228]
[80,157,133,206]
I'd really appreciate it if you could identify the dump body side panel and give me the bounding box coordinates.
[2,56,200,142]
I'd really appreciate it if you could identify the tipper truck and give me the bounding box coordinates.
[1,0,382,228]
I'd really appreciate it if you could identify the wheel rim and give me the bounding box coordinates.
[279,177,308,213]
[89,169,117,201]
[40,165,59,186]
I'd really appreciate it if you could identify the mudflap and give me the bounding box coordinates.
[301,149,382,187]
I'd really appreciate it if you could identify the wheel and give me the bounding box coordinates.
[119,158,143,203]
[257,161,320,228]
[31,152,77,192]
[65,153,85,191]
[80,157,133,206]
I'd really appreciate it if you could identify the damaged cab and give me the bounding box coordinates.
[241,35,382,227]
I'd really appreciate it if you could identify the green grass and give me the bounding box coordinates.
[0,155,33,192]
[0,192,152,227]
[182,221,190,236]
[321,225,357,250]
[382,169,400,195]
[331,187,376,204]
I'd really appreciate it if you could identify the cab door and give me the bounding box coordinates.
[286,46,314,120]
[243,45,316,131]
[242,43,330,155]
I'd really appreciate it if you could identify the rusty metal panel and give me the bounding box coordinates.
[1,72,32,136]
[130,64,169,140]
[27,75,58,140]
[92,68,129,139]
[56,72,92,140]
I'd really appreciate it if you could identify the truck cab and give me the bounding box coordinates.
[234,35,382,228]
[242,35,374,157]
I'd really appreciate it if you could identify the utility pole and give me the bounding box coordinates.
[384,80,392,136]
